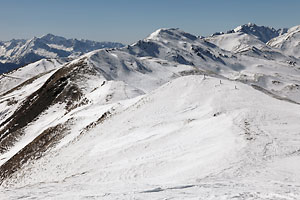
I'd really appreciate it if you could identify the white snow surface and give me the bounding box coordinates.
[1,27,300,199]
[267,25,300,58]
[0,58,63,94]
[206,32,267,53]
[1,76,300,199]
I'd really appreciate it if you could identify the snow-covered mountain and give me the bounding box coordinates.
[267,25,300,58]
[1,26,300,199]
[0,34,124,74]
[230,23,287,43]
[206,23,287,53]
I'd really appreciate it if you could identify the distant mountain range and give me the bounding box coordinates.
[0,34,124,73]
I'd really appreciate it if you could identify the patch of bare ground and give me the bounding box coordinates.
[0,119,73,185]
[0,57,110,185]
[0,58,94,154]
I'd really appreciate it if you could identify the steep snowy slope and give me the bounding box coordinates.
[0,60,64,137]
[0,34,124,74]
[0,58,64,127]
[1,76,300,199]
[268,25,300,58]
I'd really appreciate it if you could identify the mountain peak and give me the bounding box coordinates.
[231,23,287,43]
[234,23,273,32]
[41,33,56,38]
[40,33,67,44]
[146,28,197,42]
[147,28,179,39]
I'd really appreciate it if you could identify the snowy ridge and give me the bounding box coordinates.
[0,26,300,199]
[232,23,287,43]
[267,25,300,58]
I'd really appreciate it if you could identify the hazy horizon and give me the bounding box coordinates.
[1,0,300,44]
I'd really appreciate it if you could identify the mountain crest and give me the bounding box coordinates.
[232,23,287,43]
[146,28,197,42]
[40,33,67,44]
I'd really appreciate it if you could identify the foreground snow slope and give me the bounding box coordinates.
[1,75,300,199]
[0,42,197,183]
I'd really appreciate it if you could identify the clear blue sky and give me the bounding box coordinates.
[0,0,299,44]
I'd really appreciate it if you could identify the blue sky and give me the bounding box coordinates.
[0,0,299,44]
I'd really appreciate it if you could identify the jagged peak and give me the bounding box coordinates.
[224,23,287,43]
[233,23,276,33]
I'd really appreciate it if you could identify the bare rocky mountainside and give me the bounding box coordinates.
[1,24,300,199]
[0,34,124,74]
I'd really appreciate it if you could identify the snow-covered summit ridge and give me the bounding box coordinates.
[213,23,288,43]
[232,23,287,42]
[206,23,290,53]
[146,28,197,42]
